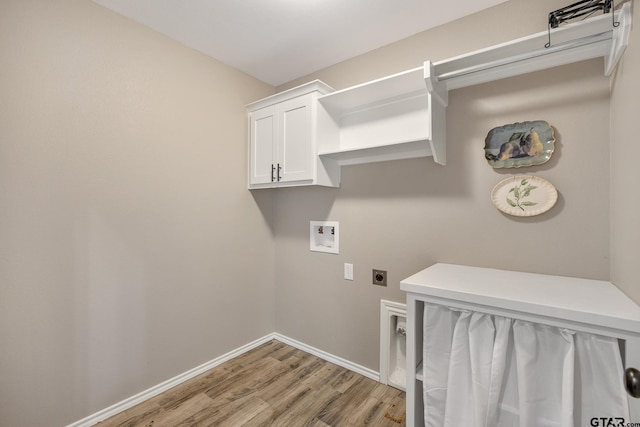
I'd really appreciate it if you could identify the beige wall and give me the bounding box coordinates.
[611,2,640,303]
[274,0,615,371]
[1,0,637,425]
[0,1,275,425]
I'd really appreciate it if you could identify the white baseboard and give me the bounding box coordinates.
[66,334,276,427]
[67,333,380,427]
[273,333,380,382]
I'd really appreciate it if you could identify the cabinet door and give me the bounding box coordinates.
[249,106,277,186]
[277,96,314,183]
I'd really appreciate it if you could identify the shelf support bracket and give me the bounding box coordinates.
[605,2,632,76]
[424,60,449,107]
[424,60,448,166]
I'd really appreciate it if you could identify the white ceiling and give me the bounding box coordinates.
[91,0,509,86]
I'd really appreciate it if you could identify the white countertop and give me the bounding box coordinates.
[400,263,640,335]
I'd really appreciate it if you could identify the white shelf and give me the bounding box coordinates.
[318,67,426,116]
[319,139,431,166]
[317,67,446,167]
[425,4,632,105]
[401,263,640,336]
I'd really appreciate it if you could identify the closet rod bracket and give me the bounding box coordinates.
[545,0,618,48]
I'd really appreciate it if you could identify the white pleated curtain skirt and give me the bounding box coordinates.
[423,303,629,427]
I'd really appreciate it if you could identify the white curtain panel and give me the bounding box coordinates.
[423,303,629,427]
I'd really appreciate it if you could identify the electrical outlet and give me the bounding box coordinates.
[372,269,387,286]
[344,263,354,281]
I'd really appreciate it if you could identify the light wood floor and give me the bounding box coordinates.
[96,340,406,426]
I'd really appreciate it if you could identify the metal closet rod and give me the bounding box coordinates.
[436,31,611,82]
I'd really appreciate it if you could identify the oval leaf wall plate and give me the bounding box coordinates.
[491,175,558,217]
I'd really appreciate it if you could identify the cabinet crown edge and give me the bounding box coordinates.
[246,80,334,112]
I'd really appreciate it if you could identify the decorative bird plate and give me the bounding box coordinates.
[484,121,555,168]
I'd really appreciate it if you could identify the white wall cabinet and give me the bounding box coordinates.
[247,81,339,189]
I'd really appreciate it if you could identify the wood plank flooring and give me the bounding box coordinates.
[96,340,406,426]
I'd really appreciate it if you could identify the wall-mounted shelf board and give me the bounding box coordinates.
[317,67,446,166]
[402,263,640,335]
[319,67,425,116]
[425,4,632,106]
[319,139,431,166]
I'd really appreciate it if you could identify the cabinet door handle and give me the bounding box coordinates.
[271,164,275,182]
[277,163,282,181]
